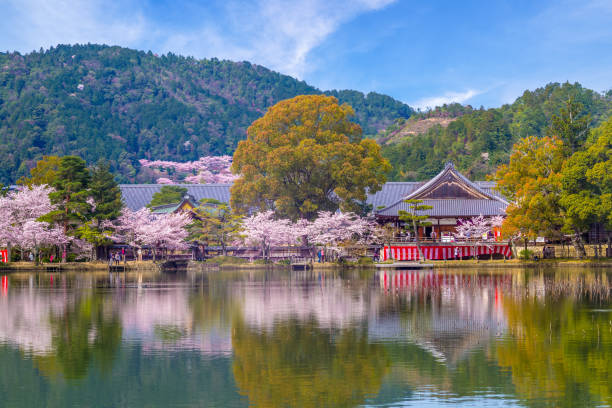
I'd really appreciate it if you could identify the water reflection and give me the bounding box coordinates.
[0,267,610,407]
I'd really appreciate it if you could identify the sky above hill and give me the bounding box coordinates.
[2,0,611,109]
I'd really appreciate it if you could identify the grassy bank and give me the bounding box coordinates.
[0,260,161,272]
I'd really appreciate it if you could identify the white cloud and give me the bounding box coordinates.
[3,0,397,78]
[4,0,147,52]
[159,0,398,78]
[412,89,480,110]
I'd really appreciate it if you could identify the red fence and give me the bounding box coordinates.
[382,244,512,261]
[0,250,7,263]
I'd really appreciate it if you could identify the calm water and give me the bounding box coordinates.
[0,267,611,407]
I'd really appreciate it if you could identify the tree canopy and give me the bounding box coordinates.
[147,186,188,208]
[230,95,391,220]
[559,117,612,235]
[495,136,565,241]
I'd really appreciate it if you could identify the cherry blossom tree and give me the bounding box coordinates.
[0,185,68,261]
[113,208,190,260]
[239,210,377,261]
[453,214,492,260]
[17,220,70,263]
[240,211,293,260]
[139,156,239,184]
[307,211,376,259]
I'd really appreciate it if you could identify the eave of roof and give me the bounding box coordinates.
[374,163,508,217]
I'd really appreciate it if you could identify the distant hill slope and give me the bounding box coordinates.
[381,82,612,181]
[0,44,414,183]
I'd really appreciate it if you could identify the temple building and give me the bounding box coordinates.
[119,164,507,238]
[371,162,508,239]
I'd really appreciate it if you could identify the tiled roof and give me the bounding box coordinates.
[365,182,422,210]
[119,184,232,210]
[374,163,508,218]
[375,198,507,217]
[119,179,504,214]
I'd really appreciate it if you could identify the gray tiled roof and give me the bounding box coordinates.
[375,198,507,217]
[474,181,505,200]
[119,179,504,213]
[119,184,232,210]
[373,164,507,218]
[365,182,422,210]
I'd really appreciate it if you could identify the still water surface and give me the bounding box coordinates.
[0,267,610,407]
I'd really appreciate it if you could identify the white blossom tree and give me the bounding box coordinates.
[453,214,492,260]
[240,211,293,261]
[0,185,71,262]
[139,156,238,184]
[113,208,190,261]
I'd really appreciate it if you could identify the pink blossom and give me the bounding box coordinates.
[453,214,491,241]
[0,185,70,251]
[113,208,190,251]
[141,155,239,184]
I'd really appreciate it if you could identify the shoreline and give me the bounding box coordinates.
[1,258,611,272]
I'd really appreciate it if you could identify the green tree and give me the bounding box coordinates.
[147,185,188,208]
[17,155,61,186]
[41,156,92,255]
[231,95,391,220]
[78,160,124,259]
[398,199,432,261]
[549,98,590,153]
[188,199,242,256]
[495,136,566,253]
[560,117,612,251]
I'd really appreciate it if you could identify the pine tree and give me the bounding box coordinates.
[79,160,123,259]
[41,156,92,260]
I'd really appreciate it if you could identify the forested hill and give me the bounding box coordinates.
[0,44,414,183]
[381,82,612,181]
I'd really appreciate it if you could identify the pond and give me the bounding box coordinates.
[0,267,610,407]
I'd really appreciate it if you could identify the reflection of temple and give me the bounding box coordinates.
[374,270,508,366]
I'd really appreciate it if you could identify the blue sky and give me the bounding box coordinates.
[1,0,610,109]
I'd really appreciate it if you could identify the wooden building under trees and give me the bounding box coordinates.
[371,162,509,239]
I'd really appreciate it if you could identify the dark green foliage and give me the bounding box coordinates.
[549,98,590,153]
[383,82,612,181]
[326,90,415,135]
[42,156,92,236]
[90,160,123,221]
[0,44,413,184]
[148,185,188,208]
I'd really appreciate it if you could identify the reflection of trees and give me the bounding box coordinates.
[497,297,612,407]
[232,317,390,407]
[34,294,122,380]
[189,279,238,333]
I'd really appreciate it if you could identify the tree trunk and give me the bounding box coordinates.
[413,219,425,261]
[571,230,587,259]
[7,243,11,263]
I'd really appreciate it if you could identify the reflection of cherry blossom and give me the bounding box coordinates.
[140,156,239,184]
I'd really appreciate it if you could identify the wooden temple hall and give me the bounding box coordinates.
[369,163,512,260]
[372,162,508,235]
